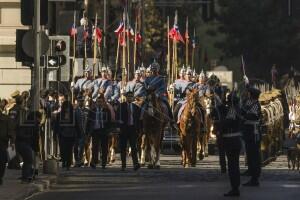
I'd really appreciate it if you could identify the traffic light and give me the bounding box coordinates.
[48,36,70,81]
[21,0,48,26]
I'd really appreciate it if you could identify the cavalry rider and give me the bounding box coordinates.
[241,76,262,187]
[138,64,146,82]
[191,69,198,83]
[108,73,122,104]
[126,69,146,100]
[173,67,196,124]
[197,69,208,97]
[174,66,187,104]
[72,66,93,98]
[143,61,177,129]
[92,67,111,101]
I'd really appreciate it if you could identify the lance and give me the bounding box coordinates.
[192,28,195,70]
[241,55,246,76]
[185,16,189,67]
[71,10,76,103]
[133,14,138,71]
[121,11,127,102]
[167,16,171,86]
[83,13,87,70]
[93,13,98,79]
[115,34,120,80]
[126,13,130,81]
[174,10,178,82]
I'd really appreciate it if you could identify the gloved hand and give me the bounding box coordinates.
[70,82,75,88]
[243,75,249,85]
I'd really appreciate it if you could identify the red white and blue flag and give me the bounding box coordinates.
[70,23,77,37]
[83,29,89,41]
[95,27,102,45]
[192,38,196,49]
[126,26,135,38]
[135,32,142,43]
[169,24,185,43]
[114,21,124,35]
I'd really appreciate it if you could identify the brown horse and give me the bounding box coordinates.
[141,90,167,169]
[179,89,203,167]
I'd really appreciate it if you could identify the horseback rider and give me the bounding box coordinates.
[72,66,93,99]
[143,61,177,130]
[174,66,187,103]
[126,69,146,100]
[197,69,208,97]
[92,67,112,101]
[173,67,197,122]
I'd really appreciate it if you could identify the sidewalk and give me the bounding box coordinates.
[0,169,56,200]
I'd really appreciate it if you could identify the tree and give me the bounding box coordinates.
[217,0,300,79]
[144,0,164,55]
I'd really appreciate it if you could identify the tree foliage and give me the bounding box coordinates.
[144,0,164,54]
[217,0,300,77]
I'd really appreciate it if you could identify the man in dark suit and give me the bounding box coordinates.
[117,91,141,171]
[87,94,111,169]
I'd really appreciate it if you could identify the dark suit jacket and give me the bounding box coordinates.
[116,102,141,132]
[87,106,112,133]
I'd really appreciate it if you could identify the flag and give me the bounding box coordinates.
[95,27,102,45]
[192,38,196,49]
[135,32,142,43]
[83,29,89,40]
[126,26,135,39]
[169,24,185,43]
[185,30,189,44]
[114,21,124,35]
[119,32,126,47]
[69,23,77,37]
[192,28,196,48]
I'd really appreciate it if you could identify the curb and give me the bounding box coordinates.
[20,176,57,200]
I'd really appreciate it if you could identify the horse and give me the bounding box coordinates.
[141,89,167,169]
[199,89,225,160]
[81,88,93,166]
[178,89,203,167]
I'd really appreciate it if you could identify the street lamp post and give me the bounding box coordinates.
[34,0,41,112]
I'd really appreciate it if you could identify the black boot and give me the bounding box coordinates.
[243,179,259,187]
[240,170,250,176]
[224,189,240,197]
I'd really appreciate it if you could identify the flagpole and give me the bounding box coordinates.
[83,13,87,70]
[241,55,246,76]
[167,16,170,86]
[185,16,189,67]
[72,10,76,103]
[93,13,98,79]
[133,15,138,71]
[122,11,126,102]
[115,34,120,80]
[174,10,178,82]
[126,12,130,81]
[192,28,195,70]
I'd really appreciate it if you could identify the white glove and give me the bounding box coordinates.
[243,75,249,85]
[169,84,175,90]
[120,88,126,95]
[70,82,75,88]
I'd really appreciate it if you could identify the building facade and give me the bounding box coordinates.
[0,0,30,98]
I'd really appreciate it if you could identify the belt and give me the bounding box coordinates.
[222,132,241,138]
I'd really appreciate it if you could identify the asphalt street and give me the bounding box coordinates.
[28,155,300,200]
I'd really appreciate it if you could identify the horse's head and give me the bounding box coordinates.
[186,89,199,117]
